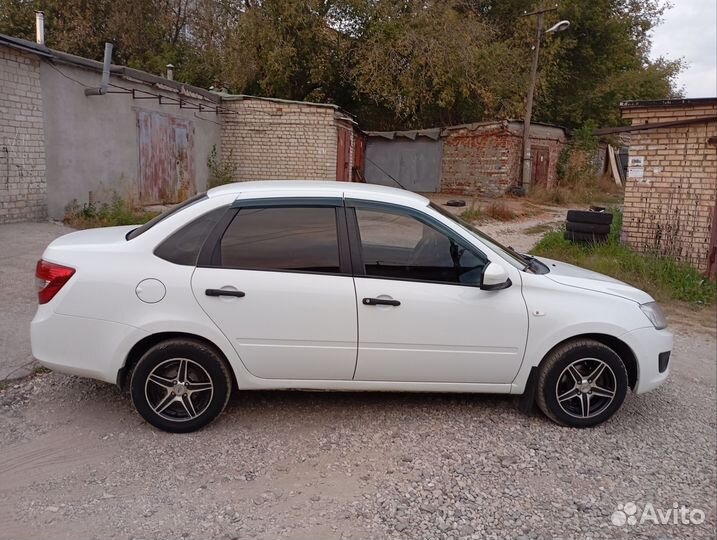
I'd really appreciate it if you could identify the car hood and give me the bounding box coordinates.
[535,256,653,304]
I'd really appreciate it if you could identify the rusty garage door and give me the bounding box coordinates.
[531,145,550,187]
[137,110,196,204]
[336,127,352,181]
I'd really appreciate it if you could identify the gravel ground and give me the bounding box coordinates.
[0,222,73,380]
[0,328,714,540]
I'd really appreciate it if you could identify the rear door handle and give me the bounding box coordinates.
[205,288,245,298]
[362,297,400,307]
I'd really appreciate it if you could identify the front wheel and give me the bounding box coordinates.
[536,339,628,428]
[130,339,232,433]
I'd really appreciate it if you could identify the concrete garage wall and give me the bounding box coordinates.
[0,47,47,224]
[365,136,442,192]
[40,62,220,219]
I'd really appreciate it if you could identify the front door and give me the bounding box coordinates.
[192,203,357,380]
[349,203,528,384]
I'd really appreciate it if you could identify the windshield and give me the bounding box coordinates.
[429,202,530,270]
[126,193,207,240]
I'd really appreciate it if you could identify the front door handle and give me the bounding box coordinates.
[362,297,400,307]
[205,288,245,298]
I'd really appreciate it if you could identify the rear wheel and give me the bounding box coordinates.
[536,340,628,428]
[130,339,232,433]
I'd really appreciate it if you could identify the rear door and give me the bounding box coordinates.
[191,200,358,380]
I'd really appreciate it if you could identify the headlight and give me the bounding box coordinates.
[640,301,668,330]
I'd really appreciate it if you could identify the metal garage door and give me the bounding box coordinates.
[364,130,443,192]
[137,110,196,204]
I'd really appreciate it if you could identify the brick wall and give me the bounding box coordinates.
[221,98,338,181]
[621,102,717,272]
[440,123,564,196]
[0,47,47,223]
[441,125,519,196]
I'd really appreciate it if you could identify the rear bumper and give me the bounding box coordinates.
[31,308,146,384]
[622,326,673,394]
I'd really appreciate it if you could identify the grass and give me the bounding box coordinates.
[531,210,717,305]
[528,176,623,207]
[64,197,159,229]
[459,200,482,222]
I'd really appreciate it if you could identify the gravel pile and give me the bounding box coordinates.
[0,331,714,540]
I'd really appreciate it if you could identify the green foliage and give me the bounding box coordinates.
[207,145,237,188]
[532,0,682,127]
[532,210,717,305]
[557,120,601,186]
[64,196,158,229]
[0,0,682,130]
[348,0,524,129]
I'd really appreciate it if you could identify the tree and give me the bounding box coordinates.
[348,0,524,129]
[0,0,682,129]
[220,0,343,100]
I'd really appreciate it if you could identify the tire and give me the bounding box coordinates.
[564,230,608,243]
[566,221,611,234]
[536,339,628,428]
[130,339,232,433]
[566,210,613,225]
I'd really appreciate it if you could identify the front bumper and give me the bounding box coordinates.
[621,326,673,394]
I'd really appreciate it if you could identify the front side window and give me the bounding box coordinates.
[219,207,341,273]
[355,208,487,284]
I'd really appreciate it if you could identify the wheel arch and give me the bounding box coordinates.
[538,333,638,390]
[117,331,238,391]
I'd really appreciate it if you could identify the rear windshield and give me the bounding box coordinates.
[126,193,207,240]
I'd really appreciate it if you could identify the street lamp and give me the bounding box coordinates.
[519,7,570,192]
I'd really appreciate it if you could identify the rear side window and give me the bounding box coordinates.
[219,207,340,273]
[154,206,227,266]
[126,193,207,240]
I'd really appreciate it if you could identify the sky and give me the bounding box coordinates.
[650,0,717,98]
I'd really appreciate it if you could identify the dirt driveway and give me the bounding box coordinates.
[0,215,715,540]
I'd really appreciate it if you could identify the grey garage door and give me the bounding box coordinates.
[364,136,443,193]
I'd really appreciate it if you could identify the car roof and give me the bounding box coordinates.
[207,180,429,207]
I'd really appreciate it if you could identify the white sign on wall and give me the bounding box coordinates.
[628,156,645,168]
[627,156,645,181]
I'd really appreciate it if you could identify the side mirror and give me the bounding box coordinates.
[480,262,512,291]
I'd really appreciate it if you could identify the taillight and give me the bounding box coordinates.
[35,260,75,304]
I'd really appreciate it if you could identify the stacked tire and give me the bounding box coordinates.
[565,209,613,244]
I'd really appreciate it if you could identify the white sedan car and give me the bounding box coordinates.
[32,181,672,432]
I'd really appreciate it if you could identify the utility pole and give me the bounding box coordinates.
[520,5,557,193]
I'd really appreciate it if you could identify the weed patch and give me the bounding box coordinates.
[531,210,716,305]
[64,197,158,229]
[459,200,481,222]
[484,202,518,221]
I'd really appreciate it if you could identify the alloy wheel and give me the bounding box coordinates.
[144,358,214,422]
[555,358,617,419]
